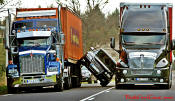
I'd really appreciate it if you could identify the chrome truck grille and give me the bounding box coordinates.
[128,57,155,69]
[129,57,155,75]
[19,54,45,75]
[131,69,153,75]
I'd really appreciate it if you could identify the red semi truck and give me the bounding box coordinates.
[110,3,174,89]
[5,7,83,92]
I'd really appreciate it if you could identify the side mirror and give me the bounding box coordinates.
[60,32,65,45]
[110,37,115,49]
[5,17,10,49]
[172,39,175,50]
[90,47,95,51]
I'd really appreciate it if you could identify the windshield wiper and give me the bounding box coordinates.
[142,42,163,45]
[123,42,136,45]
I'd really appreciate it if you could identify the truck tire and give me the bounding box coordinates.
[64,77,72,89]
[88,78,92,84]
[7,79,20,94]
[8,86,20,94]
[54,74,63,92]
[100,82,107,87]
[165,68,172,89]
[76,77,81,87]
[115,75,122,89]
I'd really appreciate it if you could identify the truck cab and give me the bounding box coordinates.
[110,3,174,89]
[6,8,64,93]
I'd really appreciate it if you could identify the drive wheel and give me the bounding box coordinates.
[64,77,72,90]
[88,78,92,84]
[100,82,108,87]
[165,69,172,89]
[54,74,63,92]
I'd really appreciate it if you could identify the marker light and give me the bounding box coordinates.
[9,60,13,64]
[146,28,150,31]
[29,29,32,31]
[56,57,59,62]
[163,29,166,32]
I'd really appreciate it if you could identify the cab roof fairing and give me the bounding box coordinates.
[120,3,169,33]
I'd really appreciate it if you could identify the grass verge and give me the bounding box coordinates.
[0,86,7,95]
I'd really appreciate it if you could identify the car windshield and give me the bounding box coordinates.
[122,33,166,45]
[96,50,116,72]
[82,66,88,70]
[19,37,52,46]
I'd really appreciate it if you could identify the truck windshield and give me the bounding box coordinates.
[122,34,166,45]
[14,22,33,29]
[19,37,52,46]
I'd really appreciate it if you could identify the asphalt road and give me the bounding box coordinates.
[0,71,175,101]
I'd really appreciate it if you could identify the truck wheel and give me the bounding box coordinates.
[100,82,107,87]
[94,80,98,83]
[64,77,72,89]
[8,86,20,94]
[88,78,92,84]
[54,74,63,92]
[72,77,81,88]
[76,77,81,87]
[165,70,172,89]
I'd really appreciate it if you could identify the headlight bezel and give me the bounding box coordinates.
[117,59,128,68]
[156,58,169,68]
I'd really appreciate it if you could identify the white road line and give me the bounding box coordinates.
[88,97,95,100]
[2,94,13,97]
[80,87,114,101]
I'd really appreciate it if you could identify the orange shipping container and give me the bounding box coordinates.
[61,7,83,62]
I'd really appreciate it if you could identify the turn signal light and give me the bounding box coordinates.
[9,60,13,64]
[56,57,59,62]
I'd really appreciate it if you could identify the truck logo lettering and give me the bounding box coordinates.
[70,27,79,46]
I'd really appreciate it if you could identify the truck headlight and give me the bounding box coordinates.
[8,68,19,77]
[123,70,127,75]
[157,70,161,74]
[48,67,58,72]
[156,58,168,68]
[117,59,128,68]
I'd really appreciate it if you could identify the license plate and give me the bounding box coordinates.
[26,79,40,84]
[136,78,148,81]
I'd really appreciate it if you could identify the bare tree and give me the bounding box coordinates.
[57,0,81,16]
[0,0,21,10]
[85,0,108,12]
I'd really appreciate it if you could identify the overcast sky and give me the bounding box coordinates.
[1,0,175,37]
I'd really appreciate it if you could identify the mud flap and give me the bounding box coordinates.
[80,48,117,87]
